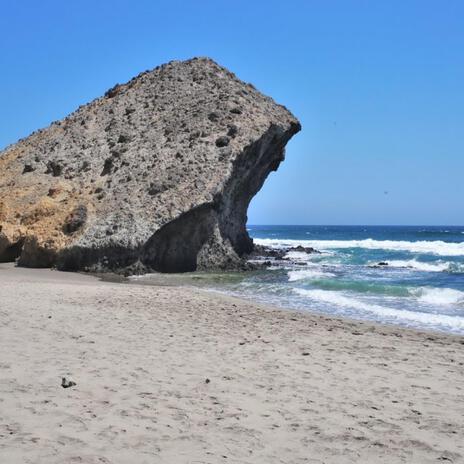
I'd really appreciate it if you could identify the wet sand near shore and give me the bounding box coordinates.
[1,263,463,463]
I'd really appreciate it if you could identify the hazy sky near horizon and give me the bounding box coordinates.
[1,1,463,225]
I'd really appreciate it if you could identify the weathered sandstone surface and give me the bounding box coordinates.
[0,58,300,273]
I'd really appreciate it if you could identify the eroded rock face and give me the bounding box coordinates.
[0,57,300,273]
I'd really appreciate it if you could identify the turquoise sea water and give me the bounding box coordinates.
[133,225,464,335]
[247,225,464,334]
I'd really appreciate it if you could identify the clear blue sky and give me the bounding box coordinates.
[1,1,463,225]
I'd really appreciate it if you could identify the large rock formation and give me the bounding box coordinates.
[0,58,300,273]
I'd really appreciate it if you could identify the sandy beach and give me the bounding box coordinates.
[1,263,463,464]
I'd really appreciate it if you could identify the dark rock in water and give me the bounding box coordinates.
[248,245,287,261]
[0,57,300,273]
[288,245,320,254]
[247,244,321,265]
[368,261,389,268]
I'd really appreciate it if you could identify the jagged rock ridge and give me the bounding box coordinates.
[0,57,300,273]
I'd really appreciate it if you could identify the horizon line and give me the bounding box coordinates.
[246,224,464,228]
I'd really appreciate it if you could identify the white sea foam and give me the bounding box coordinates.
[128,273,156,280]
[287,268,335,281]
[255,238,464,256]
[381,260,451,272]
[284,251,311,262]
[413,287,464,306]
[283,251,325,263]
[294,288,464,330]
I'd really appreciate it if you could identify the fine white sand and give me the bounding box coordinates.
[1,263,463,463]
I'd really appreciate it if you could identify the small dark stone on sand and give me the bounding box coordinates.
[61,377,77,388]
[205,378,210,384]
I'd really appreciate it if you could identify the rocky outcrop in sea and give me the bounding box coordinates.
[0,58,300,273]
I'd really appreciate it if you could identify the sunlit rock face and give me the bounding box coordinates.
[0,57,300,273]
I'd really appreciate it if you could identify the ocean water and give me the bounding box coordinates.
[246,225,464,334]
[132,225,464,335]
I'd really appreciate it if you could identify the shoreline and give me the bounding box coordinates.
[1,263,463,463]
[5,261,464,339]
[123,268,464,339]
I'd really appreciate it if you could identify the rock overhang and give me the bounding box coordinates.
[0,57,301,273]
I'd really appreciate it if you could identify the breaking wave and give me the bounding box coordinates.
[413,287,464,306]
[294,288,464,331]
[376,259,464,273]
[287,268,335,281]
[255,238,464,257]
